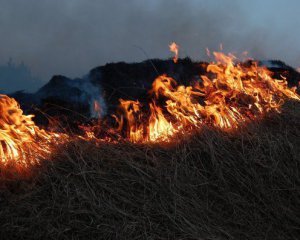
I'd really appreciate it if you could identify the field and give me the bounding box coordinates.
[0,102,299,240]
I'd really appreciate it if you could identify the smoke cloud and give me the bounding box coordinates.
[0,0,299,92]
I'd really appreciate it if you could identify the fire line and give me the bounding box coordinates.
[0,43,299,167]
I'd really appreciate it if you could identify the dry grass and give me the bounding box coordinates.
[0,102,299,240]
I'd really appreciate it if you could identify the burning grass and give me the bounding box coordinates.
[0,95,67,168]
[110,51,300,143]
[0,101,299,240]
[0,45,299,238]
[1,50,299,169]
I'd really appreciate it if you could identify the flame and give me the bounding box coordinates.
[0,95,66,167]
[116,99,144,142]
[113,52,299,142]
[169,42,179,63]
[148,102,176,142]
[0,49,299,165]
[115,97,176,142]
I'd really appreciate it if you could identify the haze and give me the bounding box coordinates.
[0,0,299,92]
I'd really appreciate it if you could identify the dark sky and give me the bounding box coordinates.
[0,0,300,92]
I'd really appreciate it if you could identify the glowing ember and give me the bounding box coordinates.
[169,42,179,63]
[0,95,66,167]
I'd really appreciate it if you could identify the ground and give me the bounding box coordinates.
[0,102,299,240]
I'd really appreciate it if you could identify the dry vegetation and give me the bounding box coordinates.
[0,102,299,240]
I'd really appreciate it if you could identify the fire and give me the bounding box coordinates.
[114,51,299,142]
[114,97,176,143]
[169,42,179,63]
[117,99,144,142]
[0,46,299,165]
[148,102,176,142]
[151,74,204,128]
[0,95,66,167]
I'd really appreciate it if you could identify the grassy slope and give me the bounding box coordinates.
[0,102,299,240]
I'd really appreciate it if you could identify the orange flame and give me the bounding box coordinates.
[0,95,66,167]
[114,52,299,142]
[0,48,299,165]
[148,102,176,142]
[169,42,179,63]
[115,97,176,142]
[116,99,144,142]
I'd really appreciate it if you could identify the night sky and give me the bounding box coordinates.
[0,0,299,92]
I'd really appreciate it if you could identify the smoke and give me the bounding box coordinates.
[36,75,106,117]
[0,0,299,92]
[74,75,107,118]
